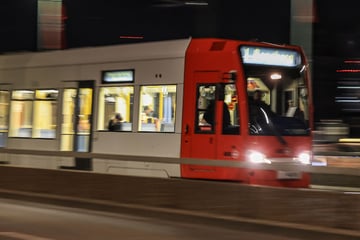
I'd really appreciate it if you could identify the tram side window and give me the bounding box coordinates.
[196,84,240,134]
[9,90,34,138]
[9,90,58,139]
[138,85,176,132]
[0,91,9,146]
[197,85,216,132]
[0,91,9,131]
[97,86,134,131]
[223,84,240,135]
[33,90,58,138]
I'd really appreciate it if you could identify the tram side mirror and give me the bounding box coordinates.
[222,71,237,82]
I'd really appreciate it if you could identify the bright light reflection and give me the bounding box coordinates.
[248,151,271,164]
[270,73,282,80]
[298,152,311,165]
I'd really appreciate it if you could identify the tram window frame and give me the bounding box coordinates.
[195,84,240,135]
[97,86,134,132]
[9,89,59,139]
[138,85,177,133]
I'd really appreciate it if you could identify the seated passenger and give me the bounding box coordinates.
[251,90,270,109]
[108,113,123,131]
[143,105,158,123]
[248,90,273,134]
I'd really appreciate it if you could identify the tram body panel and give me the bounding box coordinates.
[92,158,181,178]
[6,138,58,151]
[93,132,181,158]
[181,39,247,180]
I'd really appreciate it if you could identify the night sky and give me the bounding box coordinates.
[2,0,360,56]
[313,0,360,129]
[0,0,37,52]
[63,0,291,48]
[314,0,360,57]
[0,0,291,51]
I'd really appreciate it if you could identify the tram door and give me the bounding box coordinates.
[60,81,94,156]
[182,71,220,159]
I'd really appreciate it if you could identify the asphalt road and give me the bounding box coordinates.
[0,198,358,240]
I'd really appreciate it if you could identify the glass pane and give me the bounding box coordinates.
[139,85,176,132]
[0,91,9,147]
[33,100,57,138]
[12,90,34,100]
[76,88,92,152]
[0,91,9,131]
[32,89,58,138]
[246,66,310,136]
[77,88,92,134]
[197,85,216,132]
[223,84,240,135]
[60,134,73,151]
[98,86,134,131]
[9,100,33,137]
[35,89,59,100]
[61,89,76,151]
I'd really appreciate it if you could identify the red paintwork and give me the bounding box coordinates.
[180,38,313,188]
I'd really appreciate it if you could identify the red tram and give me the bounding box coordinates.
[181,39,313,187]
[0,38,312,188]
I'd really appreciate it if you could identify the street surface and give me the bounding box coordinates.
[0,198,358,240]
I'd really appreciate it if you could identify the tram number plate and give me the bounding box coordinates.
[277,171,301,179]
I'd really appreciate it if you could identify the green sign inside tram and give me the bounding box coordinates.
[102,69,135,83]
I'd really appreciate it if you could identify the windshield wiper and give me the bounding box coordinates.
[259,107,287,146]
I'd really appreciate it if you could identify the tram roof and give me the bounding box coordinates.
[0,38,191,69]
[0,38,303,70]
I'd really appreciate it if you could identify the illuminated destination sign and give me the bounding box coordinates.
[240,46,301,67]
[102,69,134,83]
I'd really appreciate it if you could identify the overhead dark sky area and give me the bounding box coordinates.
[0,0,291,52]
[64,0,291,48]
[0,0,37,52]
[1,0,360,55]
[312,0,360,131]
[314,0,360,57]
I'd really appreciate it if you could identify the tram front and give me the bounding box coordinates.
[241,45,313,187]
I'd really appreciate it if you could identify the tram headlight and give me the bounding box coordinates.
[247,151,271,164]
[297,152,311,165]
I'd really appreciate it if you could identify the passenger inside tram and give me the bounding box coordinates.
[108,113,123,131]
[143,105,158,123]
[141,105,160,131]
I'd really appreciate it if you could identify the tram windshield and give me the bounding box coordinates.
[243,60,310,137]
